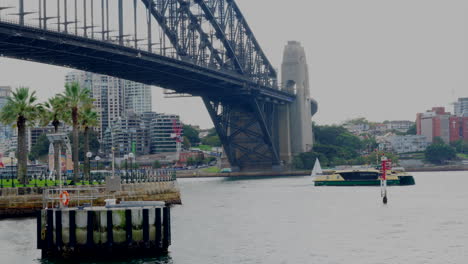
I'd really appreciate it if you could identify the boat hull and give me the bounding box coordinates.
[314,176,415,186]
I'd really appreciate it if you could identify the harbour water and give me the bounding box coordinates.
[1,171,467,263]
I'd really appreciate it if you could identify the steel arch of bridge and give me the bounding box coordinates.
[0,0,293,170]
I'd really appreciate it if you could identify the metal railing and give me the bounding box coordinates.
[0,168,177,188]
[42,186,111,209]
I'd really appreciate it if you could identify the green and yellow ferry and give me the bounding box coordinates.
[314,168,415,186]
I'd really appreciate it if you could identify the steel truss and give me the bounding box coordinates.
[203,97,280,170]
[143,0,277,87]
[0,0,290,170]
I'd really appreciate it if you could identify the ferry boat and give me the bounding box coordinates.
[313,167,415,186]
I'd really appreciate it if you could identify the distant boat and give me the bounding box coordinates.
[313,168,416,186]
[311,158,323,177]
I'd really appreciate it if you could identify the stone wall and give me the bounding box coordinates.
[0,181,181,218]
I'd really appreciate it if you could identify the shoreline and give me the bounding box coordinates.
[177,166,468,179]
[176,171,310,178]
[405,166,468,172]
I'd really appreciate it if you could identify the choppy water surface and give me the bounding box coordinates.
[1,171,467,263]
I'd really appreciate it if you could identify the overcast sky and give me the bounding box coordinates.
[1,0,468,128]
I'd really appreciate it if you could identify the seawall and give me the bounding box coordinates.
[0,181,181,218]
[177,170,310,178]
[405,165,468,172]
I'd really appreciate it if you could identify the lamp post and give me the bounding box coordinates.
[124,154,129,183]
[86,152,93,184]
[0,162,3,188]
[128,152,134,183]
[95,156,101,183]
[9,152,15,188]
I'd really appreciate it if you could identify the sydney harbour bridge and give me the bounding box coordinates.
[0,0,317,171]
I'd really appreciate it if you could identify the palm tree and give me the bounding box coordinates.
[42,96,67,179]
[80,106,99,181]
[0,87,42,184]
[59,82,92,184]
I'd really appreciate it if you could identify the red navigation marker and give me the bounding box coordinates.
[381,156,388,204]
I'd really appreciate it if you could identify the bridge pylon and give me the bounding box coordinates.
[278,41,318,164]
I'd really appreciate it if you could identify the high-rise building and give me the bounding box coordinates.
[65,71,152,140]
[0,86,13,142]
[454,97,468,117]
[103,113,148,157]
[102,112,182,156]
[150,114,182,153]
[124,81,152,114]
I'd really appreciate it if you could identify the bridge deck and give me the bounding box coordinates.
[0,21,294,104]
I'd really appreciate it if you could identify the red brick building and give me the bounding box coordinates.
[416,107,467,143]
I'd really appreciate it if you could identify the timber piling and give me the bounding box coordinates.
[37,203,171,259]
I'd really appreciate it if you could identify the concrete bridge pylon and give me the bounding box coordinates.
[279,41,318,164]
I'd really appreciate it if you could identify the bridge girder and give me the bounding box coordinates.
[142,0,277,87]
[0,0,292,170]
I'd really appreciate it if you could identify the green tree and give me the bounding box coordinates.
[296,123,399,169]
[293,151,329,170]
[152,160,162,169]
[202,135,221,147]
[80,106,99,181]
[60,82,93,183]
[29,134,50,161]
[186,157,195,166]
[42,96,66,177]
[0,87,42,183]
[450,140,468,154]
[292,156,305,170]
[406,124,417,135]
[68,130,100,161]
[344,117,369,125]
[361,136,378,152]
[207,128,217,137]
[183,125,200,145]
[425,144,457,164]
[432,137,445,145]
[182,136,191,149]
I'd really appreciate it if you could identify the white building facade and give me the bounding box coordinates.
[65,71,152,140]
[388,135,429,154]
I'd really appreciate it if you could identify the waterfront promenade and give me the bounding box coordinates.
[0,170,181,218]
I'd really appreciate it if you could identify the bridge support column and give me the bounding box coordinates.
[281,41,317,159]
[203,97,281,171]
[277,104,292,165]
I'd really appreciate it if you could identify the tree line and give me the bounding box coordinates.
[293,123,397,170]
[0,83,98,184]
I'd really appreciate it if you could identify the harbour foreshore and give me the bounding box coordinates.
[177,165,468,178]
[176,170,310,178]
[0,181,181,218]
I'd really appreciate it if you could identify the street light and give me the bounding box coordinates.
[86,152,93,184]
[128,153,134,183]
[9,152,15,188]
[95,156,101,183]
[124,154,129,183]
